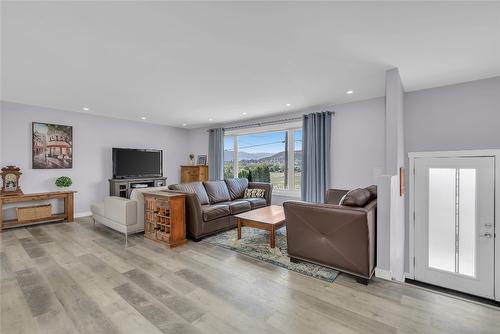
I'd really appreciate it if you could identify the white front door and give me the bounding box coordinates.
[414,157,495,299]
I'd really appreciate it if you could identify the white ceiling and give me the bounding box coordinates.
[1,1,499,128]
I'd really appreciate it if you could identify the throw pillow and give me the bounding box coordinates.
[244,188,265,198]
[341,188,372,207]
[365,185,377,200]
[339,189,354,205]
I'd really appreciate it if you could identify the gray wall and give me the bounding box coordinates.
[403,76,500,271]
[187,96,386,204]
[188,76,500,274]
[405,76,500,153]
[0,101,190,215]
[2,76,497,273]
[330,97,385,189]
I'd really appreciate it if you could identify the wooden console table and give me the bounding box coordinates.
[143,192,186,247]
[0,191,75,231]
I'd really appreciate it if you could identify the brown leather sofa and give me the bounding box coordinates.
[168,179,272,241]
[283,186,377,284]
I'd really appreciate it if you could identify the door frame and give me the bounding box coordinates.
[408,149,500,301]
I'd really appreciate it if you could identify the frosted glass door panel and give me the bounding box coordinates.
[428,168,456,273]
[414,156,494,299]
[458,169,476,277]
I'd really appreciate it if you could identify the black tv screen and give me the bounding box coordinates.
[112,148,163,179]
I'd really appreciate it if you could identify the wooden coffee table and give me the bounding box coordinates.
[235,205,285,248]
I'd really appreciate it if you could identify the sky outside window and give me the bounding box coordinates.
[237,131,286,156]
[223,129,302,191]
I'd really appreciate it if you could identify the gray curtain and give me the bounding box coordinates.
[301,111,332,202]
[208,128,224,180]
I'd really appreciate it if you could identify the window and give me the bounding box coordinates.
[224,125,302,195]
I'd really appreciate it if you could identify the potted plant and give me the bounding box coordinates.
[55,176,72,190]
[189,153,195,165]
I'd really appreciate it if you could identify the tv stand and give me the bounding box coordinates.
[109,177,167,198]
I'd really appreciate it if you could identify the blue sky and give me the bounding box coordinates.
[225,130,302,154]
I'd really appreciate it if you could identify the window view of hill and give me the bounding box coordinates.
[224,150,301,189]
[224,129,302,190]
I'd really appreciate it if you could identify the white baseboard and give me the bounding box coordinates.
[375,268,393,281]
[75,211,92,218]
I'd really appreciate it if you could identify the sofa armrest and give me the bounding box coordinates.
[103,196,137,225]
[248,182,273,206]
[163,190,203,238]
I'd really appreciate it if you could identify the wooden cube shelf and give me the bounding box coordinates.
[181,165,208,183]
[143,192,186,248]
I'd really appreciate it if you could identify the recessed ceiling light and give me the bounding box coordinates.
[182,123,187,127]
[286,103,291,107]
[82,107,89,111]
[208,118,213,122]
[346,90,354,95]
[141,116,147,120]
[242,112,247,115]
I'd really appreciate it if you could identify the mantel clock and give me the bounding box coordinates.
[1,165,23,196]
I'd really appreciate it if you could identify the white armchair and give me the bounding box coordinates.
[90,186,170,243]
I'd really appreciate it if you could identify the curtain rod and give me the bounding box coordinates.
[208,111,334,132]
[223,116,302,131]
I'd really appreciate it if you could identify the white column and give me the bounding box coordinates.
[376,68,406,282]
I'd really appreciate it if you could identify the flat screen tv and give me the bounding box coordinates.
[112,148,163,179]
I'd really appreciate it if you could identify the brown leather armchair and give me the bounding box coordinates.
[283,187,376,284]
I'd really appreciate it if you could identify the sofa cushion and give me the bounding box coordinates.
[225,178,249,200]
[201,204,231,222]
[244,188,265,199]
[243,198,267,209]
[203,181,231,204]
[169,182,209,205]
[341,188,372,207]
[228,200,251,214]
[365,185,377,201]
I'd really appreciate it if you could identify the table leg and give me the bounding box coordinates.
[0,198,3,231]
[65,193,74,223]
[237,219,242,240]
[270,226,276,248]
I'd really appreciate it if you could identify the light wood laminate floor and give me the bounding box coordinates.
[1,217,499,334]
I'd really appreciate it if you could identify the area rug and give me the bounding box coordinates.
[203,227,339,283]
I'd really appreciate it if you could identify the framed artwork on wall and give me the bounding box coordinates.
[32,122,73,169]
[197,154,207,165]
